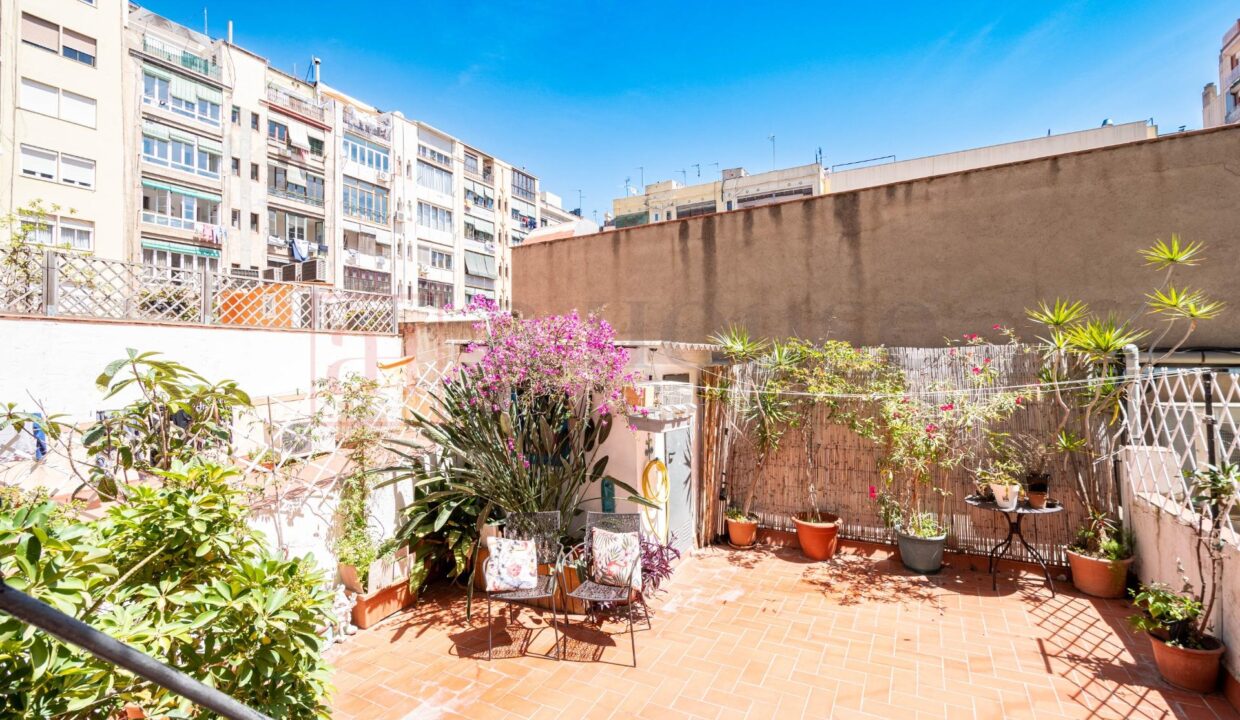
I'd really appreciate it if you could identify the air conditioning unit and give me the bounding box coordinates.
[279,263,300,282]
[376,171,390,182]
[395,211,407,223]
[230,267,260,279]
[300,257,328,282]
[261,267,281,281]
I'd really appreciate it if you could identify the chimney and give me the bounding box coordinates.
[227,20,233,45]
[312,57,321,85]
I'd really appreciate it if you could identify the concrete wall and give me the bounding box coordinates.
[516,125,1240,348]
[0,316,403,419]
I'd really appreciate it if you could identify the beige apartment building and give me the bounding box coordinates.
[1201,19,1240,128]
[612,122,1157,228]
[0,1,127,258]
[0,1,566,316]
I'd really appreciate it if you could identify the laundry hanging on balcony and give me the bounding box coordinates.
[289,237,309,262]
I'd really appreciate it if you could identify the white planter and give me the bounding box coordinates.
[989,483,1021,511]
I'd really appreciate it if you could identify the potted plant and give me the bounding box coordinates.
[878,489,947,573]
[1129,583,1225,692]
[1129,462,1240,692]
[726,506,759,547]
[1065,511,1134,598]
[1010,434,1052,509]
[792,482,840,561]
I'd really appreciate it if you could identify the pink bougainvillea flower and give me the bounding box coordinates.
[868,485,877,499]
[992,324,1001,330]
[1015,396,1025,405]
[983,357,992,365]
[971,366,982,375]
[925,423,939,434]
[939,402,955,411]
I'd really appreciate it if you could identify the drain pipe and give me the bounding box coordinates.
[0,581,273,720]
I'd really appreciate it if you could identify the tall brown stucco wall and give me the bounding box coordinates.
[514,125,1240,348]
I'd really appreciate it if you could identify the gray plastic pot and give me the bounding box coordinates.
[896,529,947,574]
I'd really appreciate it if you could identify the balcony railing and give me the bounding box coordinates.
[343,203,389,225]
[266,86,328,123]
[342,110,391,142]
[1227,63,1240,91]
[343,251,390,272]
[268,186,325,208]
[141,213,226,245]
[142,36,221,81]
[1228,105,1240,125]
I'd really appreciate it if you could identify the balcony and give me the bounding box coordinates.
[465,168,494,186]
[343,203,389,225]
[268,186,325,209]
[266,85,328,124]
[342,108,391,142]
[1227,63,1240,91]
[140,213,226,245]
[142,36,221,81]
[344,251,390,272]
[1228,105,1240,125]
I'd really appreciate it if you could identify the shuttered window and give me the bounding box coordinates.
[20,146,57,180]
[19,78,58,116]
[61,91,96,127]
[21,14,59,52]
[61,155,95,188]
[61,29,97,66]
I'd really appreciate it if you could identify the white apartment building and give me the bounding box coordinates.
[1201,19,1240,128]
[539,191,578,228]
[0,2,559,320]
[1,1,126,258]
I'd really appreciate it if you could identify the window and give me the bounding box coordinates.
[250,213,259,231]
[61,29,96,66]
[464,152,479,176]
[418,246,453,270]
[343,176,389,223]
[142,246,220,275]
[342,133,390,172]
[21,14,59,53]
[251,112,260,130]
[19,145,57,181]
[231,105,240,124]
[142,66,221,126]
[464,217,495,244]
[61,91,95,127]
[19,79,58,116]
[231,209,240,228]
[59,219,93,250]
[141,124,220,178]
[60,155,95,188]
[141,181,221,230]
[416,202,452,232]
[417,161,453,194]
[418,279,454,309]
[309,137,324,157]
[267,120,288,143]
[418,145,451,167]
[268,164,325,206]
[231,157,240,176]
[251,163,259,181]
[512,170,536,201]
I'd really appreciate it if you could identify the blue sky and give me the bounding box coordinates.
[146,1,1235,221]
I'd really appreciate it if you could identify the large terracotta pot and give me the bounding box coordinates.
[726,517,758,547]
[793,512,840,561]
[1148,633,1225,693]
[1066,549,1133,598]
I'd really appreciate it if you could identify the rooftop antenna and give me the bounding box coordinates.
[814,147,823,166]
[576,189,585,210]
[708,162,719,177]
[676,169,687,184]
[623,176,632,195]
[691,163,701,178]
[767,134,776,169]
[636,166,645,189]
[203,7,208,35]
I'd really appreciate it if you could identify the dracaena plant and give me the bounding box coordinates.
[1027,236,1224,556]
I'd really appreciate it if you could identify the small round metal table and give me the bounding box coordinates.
[965,496,1064,597]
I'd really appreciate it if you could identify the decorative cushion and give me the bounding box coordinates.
[590,528,642,589]
[485,537,538,592]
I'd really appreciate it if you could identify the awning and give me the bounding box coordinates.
[195,83,223,105]
[466,217,495,234]
[141,238,220,258]
[142,121,170,140]
[464,251,495,279]
[288,122,311,150]
[306,126,325,142]
[167,129,198,145]
[169,76,198,102]
[141,179,221,203]
[143,63,173,81]
[483,254,498,277]
[285,164,306,187]
[197,137,222,154]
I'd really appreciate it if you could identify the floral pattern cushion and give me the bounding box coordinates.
[485,537,538,592]
[591,528,641,589]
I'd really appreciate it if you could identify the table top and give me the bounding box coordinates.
[965,495,1065,515]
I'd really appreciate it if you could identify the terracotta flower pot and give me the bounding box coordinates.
[726,517,758,547]
[793,512,840,561]
[1026,491,1048,509]
[1066,549,1133,598]
[1148,633,1225,693]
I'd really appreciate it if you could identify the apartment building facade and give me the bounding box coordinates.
[1,1,127,258]
[1,1,560,319]
[1201,19,1240,128]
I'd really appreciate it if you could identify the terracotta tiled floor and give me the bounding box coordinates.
[327,544,1239,720]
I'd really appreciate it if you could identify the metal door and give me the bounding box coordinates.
[664,427,694,554]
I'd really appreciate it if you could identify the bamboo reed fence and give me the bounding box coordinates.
[698,344,1111,565]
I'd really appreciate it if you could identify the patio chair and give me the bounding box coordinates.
[565,511,648,667]
[483,510,564,661]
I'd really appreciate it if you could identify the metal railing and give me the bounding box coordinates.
[1121,365,1240,538]
[0,248,396,334]
[266,86,328,123]
[142,36,222,81]
[268,186,325,208]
